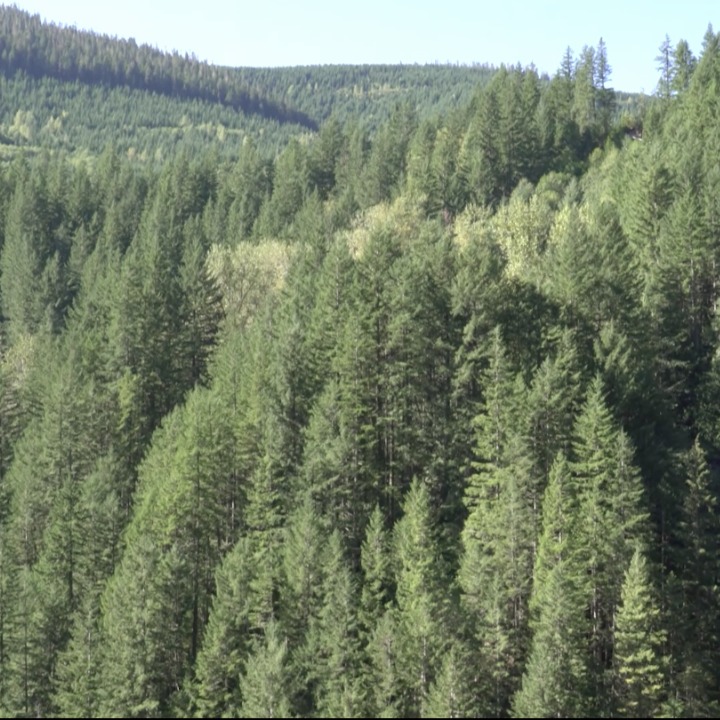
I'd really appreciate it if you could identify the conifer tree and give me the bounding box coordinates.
[513,454,590,719]
[239,621,293,719]
[459,329,534,716]
[672,40,696,94]
[573,45,596,139]
[311,532,364,718]
[595,38,615,138]
[459,84,502,206]
[422,638,479,719]
[0,527,18,715]
[255,139,309,237]
[656,35,674,99]
[613,549,667,718]
[192,537,255,718]
[281,496,327,715]
[571,377,649,704]
[525,330,583,535]
[366,609,402,719]
[392,479,450,716]
[672,440,720,714]
[360,505,393,639]
[53,591,105,719]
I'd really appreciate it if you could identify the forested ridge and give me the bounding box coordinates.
[0,6,510,160]
[0,9,718,718]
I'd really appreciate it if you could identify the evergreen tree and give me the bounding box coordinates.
[672,40,696,94]
[98,538,190,717]
[359,505,393,637]
[422,638,479,719]
[281,496,327,715]
[573,45,596,139]
[458,329,534,716]
[672,440,720,715]
[366,609,402,718]
[192,537,255,718]
[656,35,674,99]
[595,38,615,138]
[239,621,293,719]
[311,532,364,718]
[613,548,667,718]
[392,478,450,716]
[571,377,649,705]
[512,453,590,719]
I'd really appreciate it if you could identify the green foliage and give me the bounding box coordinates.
[571,377,650,708]
[613,549,667,718]
[392,479,450,715]
[239,621,293,719]
[0,15,717,718]
[513,454,590,718]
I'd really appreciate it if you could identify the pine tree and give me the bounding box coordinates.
[656,35,674,99]
[177,220,223,390]
[392,479,450,716]
[649,187,715,428]
[613,549,667,718]
[672,440,720,714]
[221,139,273,242]
[512,453,590,719]
[672,40,696,94]
[255,139,308,237]
[458,85,502,207]
[422,638,479,719]
[458,329,534,716]
[239,621,293,719]
[366,609,402,719]
[595,38,615,138]
[573,45,596,139]
[311,532,364,718]
[0,526,19,715]
[281,495,327,715]
[571,377,650,704]
[525,330,583,536]
[360,505,393,637]
[97,537,190,717]
[53,591,105,719]
[192,537,255,718]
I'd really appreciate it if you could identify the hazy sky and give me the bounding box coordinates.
[8,1,719,92]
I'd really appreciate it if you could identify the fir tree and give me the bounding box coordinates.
[512,454,590,719]
[613,549,667,718]
[239,621,293,719]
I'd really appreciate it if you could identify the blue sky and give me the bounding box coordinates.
[7,1,719,92]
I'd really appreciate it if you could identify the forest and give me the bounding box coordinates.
[0,6,718,718]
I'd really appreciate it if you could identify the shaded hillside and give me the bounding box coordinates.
[0,6,500,137]
[0,5,318,130]
[0,71,312,161]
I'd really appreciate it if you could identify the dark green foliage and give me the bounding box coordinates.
[513,453,590,718]
[668,441,720,715]
[571,378,650,709]
[391,479,450,715]
[458,329,534,716]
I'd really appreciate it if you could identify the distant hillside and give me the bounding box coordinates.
[231,64,498,129]
[0,6,644,163]
[0,8,497,127]
[0,70,312,161]
[0,5,318,130]
[0,6,505,158]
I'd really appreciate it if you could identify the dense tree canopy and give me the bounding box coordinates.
[0,10,718,719]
